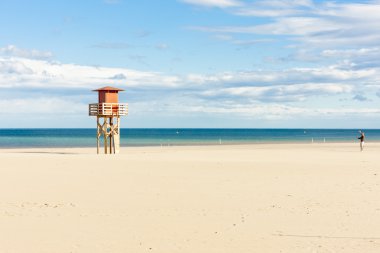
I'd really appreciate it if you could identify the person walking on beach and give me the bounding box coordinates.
[358,130,365,151]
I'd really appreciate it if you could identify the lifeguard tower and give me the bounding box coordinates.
[89,86,128,154]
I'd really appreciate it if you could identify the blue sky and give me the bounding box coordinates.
[0,0,380,128]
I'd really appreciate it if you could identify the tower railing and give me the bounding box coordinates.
[89,103,128,116]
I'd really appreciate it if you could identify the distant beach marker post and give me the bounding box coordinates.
[89,86,128,154]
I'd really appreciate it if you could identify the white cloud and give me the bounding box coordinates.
[235,8,302,17]
[234,0,315,17]
[256,0,314,9]
[189,1,380,52]
[201,83,353,102]
[191,17,342,36]
[1,44,380,123]
[0,97,85,115]
[0,59,34,75]
[0,56,181,89]
[252,17,342,36]
[185,65,378,86]
[1,50,378,96]
[0,45,53,60]
[322,48,380,58]
[174,102,380,120]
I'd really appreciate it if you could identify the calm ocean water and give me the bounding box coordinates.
[0,128,379,148]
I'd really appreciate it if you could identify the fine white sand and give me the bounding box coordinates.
[0,143,380,253]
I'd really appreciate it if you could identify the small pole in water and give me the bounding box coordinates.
[312,138,314,143]
[219,138,222,145]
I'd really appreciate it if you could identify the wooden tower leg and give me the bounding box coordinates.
[104,118,108,154]
[95,116,122,155]
[110,117,120,154]
[96,117,100,154]
[116,117,121,154]
[109,117,113,154]
[112,117,116,154]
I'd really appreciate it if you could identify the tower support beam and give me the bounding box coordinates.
[96,116,121,154]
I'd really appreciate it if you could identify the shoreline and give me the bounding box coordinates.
[0,141,377,152]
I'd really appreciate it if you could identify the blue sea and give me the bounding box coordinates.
[0,128,378,148]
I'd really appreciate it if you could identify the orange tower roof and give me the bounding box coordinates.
[93,86,125,92]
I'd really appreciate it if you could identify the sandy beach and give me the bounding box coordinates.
[1,143,380,253]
